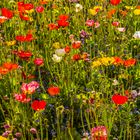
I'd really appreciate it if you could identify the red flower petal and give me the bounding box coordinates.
[112,94,128,105]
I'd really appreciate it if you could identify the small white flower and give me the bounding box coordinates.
[112,79,119,86]
[0,16,8,20]
[116,27,126,32]
[133,31,140,39]
[52,54,62,63]
[55,49,66,57]
[75,3,83,12]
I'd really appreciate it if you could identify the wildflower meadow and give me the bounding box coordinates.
[0,0,140,139]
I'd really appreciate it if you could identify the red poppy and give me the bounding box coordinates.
[18,2,34,13]
[110,0,121,5]
[47,86,60,96]
[16,33,33,42]
[48,23,59,30]
[36,6,44,13]
[18,51,32,59]
[19,13,30,21]
[58,15,69,21]
[113,57,124,65]
[34,58,44,66]
[31,100,46,111]
[15,35,26,42]
[25,34,34,42]
[112,21,119,27]
[72,54,81,61]
[23,3,34,10]
[57,20,69,27]
[57,14,69,27]
[72,41,81,49]
[17,2,25,12]
[112,94,128,105]
[64,46,71,53]
[123,58,136,67]
[1,8,13,19]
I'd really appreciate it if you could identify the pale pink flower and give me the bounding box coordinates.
[116,27,126,32]
[21,81,39,94]
[86,20,94,27]
[14,93,31,103]
[94,21,100,28]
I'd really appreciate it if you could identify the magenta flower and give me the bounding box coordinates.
[34,58,44,66]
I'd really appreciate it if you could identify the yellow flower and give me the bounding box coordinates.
[5,40,16,46]
[98,57,114,66]
[92,60,101,67]
[89,6,102,16]
[93,6,102,11]
[89,9,97,16]
[133,9,140,15]
[52,42,61,49]
[25,9,34,14]
[0,136,7,140]
[125,6,134,10]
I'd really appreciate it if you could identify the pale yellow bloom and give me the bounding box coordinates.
[52,42,61,49]
[125,6,135,10]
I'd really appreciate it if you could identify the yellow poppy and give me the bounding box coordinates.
[0,136,7,140]
[5,40,16,46]
[133,9,140,15]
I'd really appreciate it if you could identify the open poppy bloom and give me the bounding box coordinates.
[36,6,44,13]
[123,58,136,67]
[1,8,13,19]
[72,41,81,49]
[72,54,81,61]
[31,100,46,111]
[113,57,124,65]
[57,14,69,27]
[112,94,128,105]
[21,81,39,94]
[110,0,121,5]
[85,19,94,27]
[16,33,33,42]
[64,46,71,53]
[13,50,32,60]
[47,86,60,96]
[0,67,9,75]
[2,62,18,70]
[48,23,59,30]
[91,126,107,140]
[34,58,44,66]
[14,93,31,103]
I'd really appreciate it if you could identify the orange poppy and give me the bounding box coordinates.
[0,67,9,75]
[119,10,127,17]
[107,9,117,19]
[3,62,18,70]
